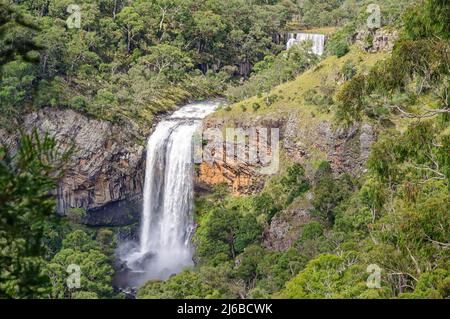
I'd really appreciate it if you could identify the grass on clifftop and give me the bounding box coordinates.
[212,47,388,124]
[207,48,388,179]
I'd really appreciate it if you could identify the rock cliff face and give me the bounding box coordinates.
[195,113,376,252]
[195,117,284,194]
[2,103,376,238]
[263,203,313,252]
[1,108,146,226]
[196,113,376,195]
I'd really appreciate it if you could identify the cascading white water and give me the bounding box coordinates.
[286,32,325,55]
[118,101,220,288]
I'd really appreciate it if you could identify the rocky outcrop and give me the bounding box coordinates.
[195,116,285,195]
[263,197,313,251]
[353,28,398,53]
[196,161,257,195]
[196,113,376,195]
[1,108,146,226]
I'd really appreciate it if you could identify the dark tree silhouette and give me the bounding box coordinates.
[0,2,42,68]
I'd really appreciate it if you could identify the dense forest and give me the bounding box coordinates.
[0,0,449,299]
[1,0,296,129]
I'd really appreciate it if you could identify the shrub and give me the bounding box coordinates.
[265,94,279,106]
[334,41,350,58]
[340,60,357,81]
[301,221,325,241]
[66,207,86,224]
[69,96,88,111]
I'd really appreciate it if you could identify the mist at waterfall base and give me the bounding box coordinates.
[115,101,220,290]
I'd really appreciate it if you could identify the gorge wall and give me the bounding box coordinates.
[196,113,375,196]
[1,103,376,244]
[195,112,376,252]
[1,108,146,226]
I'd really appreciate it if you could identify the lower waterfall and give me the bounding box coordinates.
[115,101,220,290]
[287,32,325,55]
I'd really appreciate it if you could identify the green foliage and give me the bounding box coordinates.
[251,103,260,112]
[68,95,88,111]
[251,163,309,222]
[72,291,99,299]
[281,253,374,298]
[333,41,350,58]
[1,0,301,126]
[312,161,355,223]
[403,0,450,41]
[335,74,366,123]
[264,94,279,106]
[300,0,357,28]
[280,163,310,206]
[195,163,309,268]
[325,0,415,57]
[46,227,115,299]
[367,121,449,186]
[196,206,262,262]
[0,60,36,121]
[300,221,325,241]
[96,228,115,254]
[252,192,279,221]
[89,89,119,121]
[340,59,357,81]
[66,207,86,224]
[371,40,449,93]
[0,131,71,298]
[336,38,449,124]
[234,246,305,294]
[333,119,449,296]
[0,1,41,67]
[329,40,350,58]
[0,130,115,299]
[226,43,318,102]
[399,268,450,299]
[61,229,99,252]
[187,162,317,298]
[365,182,449,295]
[3,0,449,301]
[304,88,333,111]
[137,270,222,299]
[47,236,114,299]
[325,21,353,58]
[134,0,449,301]
[138,44,193,83]
[234,245,266,286]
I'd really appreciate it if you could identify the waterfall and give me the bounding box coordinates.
[117,101,220,288]
[286,32,325,56]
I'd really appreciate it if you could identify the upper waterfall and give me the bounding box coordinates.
[287,32,326,55]
[116,101,220,289]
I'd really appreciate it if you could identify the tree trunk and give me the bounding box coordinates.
[127,28,131,53]
[228,233,236,259]
[113,0,117,19]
